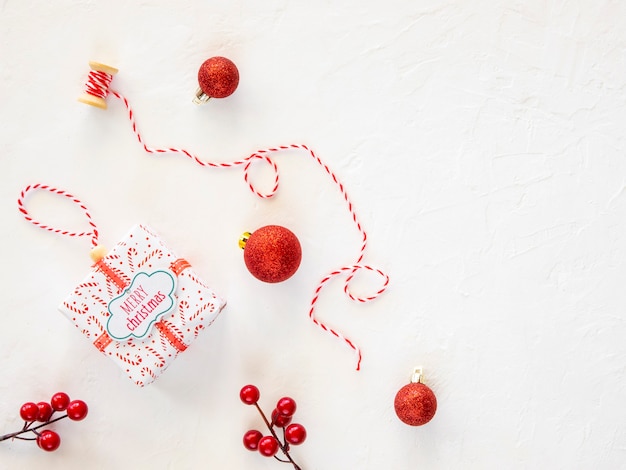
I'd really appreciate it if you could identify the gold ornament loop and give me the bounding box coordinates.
[411,366,423,384]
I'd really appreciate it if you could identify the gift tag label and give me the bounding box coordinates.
[107,270,177,341]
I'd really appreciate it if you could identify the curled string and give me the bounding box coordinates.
[309,265,390,370]
[17,183,100,248]
[110,89,281,199]
[82,66,390,369]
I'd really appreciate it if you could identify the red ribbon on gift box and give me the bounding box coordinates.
[92,258,191,353]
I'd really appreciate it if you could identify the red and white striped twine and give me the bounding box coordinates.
[17,183,100,248]
[84,69,114,100]
[80,66,390,370]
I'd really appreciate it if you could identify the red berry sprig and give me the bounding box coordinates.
[240,385,307,469]
[1,392,88,452]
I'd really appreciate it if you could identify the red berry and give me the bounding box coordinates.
[276,397,297,417]
[66,400,88,421]
[257,435,280,457]
[242,430,263,451]
[285,423,307,445]
[50,392,71,411]
[19,402,39,421]
[239,385,260,405]
[36,402,53,422]
[37,430,61,452]
[271,408,293,428]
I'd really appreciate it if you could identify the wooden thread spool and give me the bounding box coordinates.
[78,61,119,109]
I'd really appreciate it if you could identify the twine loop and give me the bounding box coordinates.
[17,183,100,248]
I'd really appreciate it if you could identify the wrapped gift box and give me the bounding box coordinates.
[59,224,226,386]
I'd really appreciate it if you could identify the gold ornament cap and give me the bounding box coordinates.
[238,232,251,249]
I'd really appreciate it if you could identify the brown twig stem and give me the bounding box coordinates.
[254,403,302,470]
[0,414,67,442]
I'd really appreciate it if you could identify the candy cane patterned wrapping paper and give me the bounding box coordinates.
[59,224,226,387]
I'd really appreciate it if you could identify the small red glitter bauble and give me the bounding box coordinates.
[242,225,302,283]
[394,382,437,426]
[197,56,239,98]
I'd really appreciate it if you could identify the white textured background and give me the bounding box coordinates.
[1,1,626,469]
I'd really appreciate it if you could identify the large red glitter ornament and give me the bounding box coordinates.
[193,56,239,104]
[239,225,302,283]
[394,367,437,426]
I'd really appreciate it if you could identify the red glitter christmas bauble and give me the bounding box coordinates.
[394,382,437,426]
[197,56,239,99]
[241,225,302,283]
